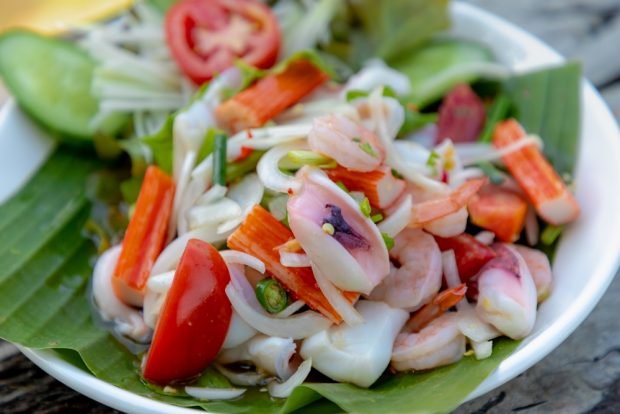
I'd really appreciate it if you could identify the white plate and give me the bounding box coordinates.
[3,2,620,413]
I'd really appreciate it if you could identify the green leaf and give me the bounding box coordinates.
[503,61,581,176]
[140,115,174,174]
[391,39,495,107]
[349,0,450,62]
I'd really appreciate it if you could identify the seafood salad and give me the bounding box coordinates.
[0,0,582,410]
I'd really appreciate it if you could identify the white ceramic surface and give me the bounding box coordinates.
[3,2,620,413]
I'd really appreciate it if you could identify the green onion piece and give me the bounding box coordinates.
[212,133,228,186]
[226,150,265,183]
[371,213,383,223]
[285,150,337,169]
[477,161,506,185]
[255,278,289,314]
[381,232,395,250]
[426,150,440,167]
[541,224,563,245]
[359,142,377,157]
[359,197,372,217]
[336,181,349,193]
[479,94,511,143]
[345,86,397,102]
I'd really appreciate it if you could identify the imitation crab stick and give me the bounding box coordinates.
[113,166,175,307]
[405,284,467,332]
[326,165,405,209]
[227,205,357,323]
[492,119,579,225]
[215,59,329,132]
[468,186,528,242]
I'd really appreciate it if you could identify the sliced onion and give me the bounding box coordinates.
[225,283,331,339]
[170,150,197,237]
[214,363,267,387]
[92,245,150,342]
[146,271,175,294]
[311,264,363,326]
[188,198,242,230]
[268,358,312,399]
[471,339,493,360]
[220,250,266,274]
[257,141,306,193]
[227,173,264,216]
[474,231,495,245]
[268,194,288,221]
[457,306,500,343]
[275,300,306,318]
[152,227,230,275]
[184,386,246,401]
[279,251,311,268]
[441,250,463,307]
[456,134,542,166]
[449,167,485,187]
[378,194,412,237]
[221,311,258,349]
[227,125,312,160]
[196,184,227,206]
[525,206,539,246]
[143,271,175,329]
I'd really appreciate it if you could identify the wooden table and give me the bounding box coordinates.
[2,1,620,412]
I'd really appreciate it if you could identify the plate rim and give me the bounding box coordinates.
[7,2,620,413]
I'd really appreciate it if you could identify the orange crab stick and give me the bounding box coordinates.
[405,284,467,332]
[227,205,357,323]
[215,59,329,132]
[468,186,528,242]
[326,165,405,209]
[113,166,175,307]
[492,119,579,225]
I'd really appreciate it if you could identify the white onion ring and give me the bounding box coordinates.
[311,264,363,326]
[268,358,312,398]
[92,245,150,342]
[474,231,496,245]
[378,195,412,237]
[257,141,307,193]
[214,363,267,387]
[184,386,246,401]
[275,300,306,318]
[279,251,312,268]
[220,250,266,274]
[225,275,331,339]
[152,227,230,275]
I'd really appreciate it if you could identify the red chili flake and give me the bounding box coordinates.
[436,83,486,144]
[287,188,294,195]
[246,129,254,139]
[235,146,253,162]
[441,170,449,183]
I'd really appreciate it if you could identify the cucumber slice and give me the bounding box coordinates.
[0,30,125,141]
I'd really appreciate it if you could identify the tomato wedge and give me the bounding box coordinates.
[142,239,232,385]
[165,0,281,85]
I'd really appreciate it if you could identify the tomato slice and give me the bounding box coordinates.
[165,0,281,85]
[142,239,232,384]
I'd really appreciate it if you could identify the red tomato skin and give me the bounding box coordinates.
[165,0,281,85]
[435,233,496,299]
[142,239,232,385]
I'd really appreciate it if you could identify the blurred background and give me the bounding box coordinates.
[0,1,619,413]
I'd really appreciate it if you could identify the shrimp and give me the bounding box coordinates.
[308,113,385,172]
[391,313,466,372]
[512,244,552,302]
[370,228,442,311]
[475,244,537,339]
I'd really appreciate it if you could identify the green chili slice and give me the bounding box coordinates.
[255,278,289,314]
[212,132,228,186]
